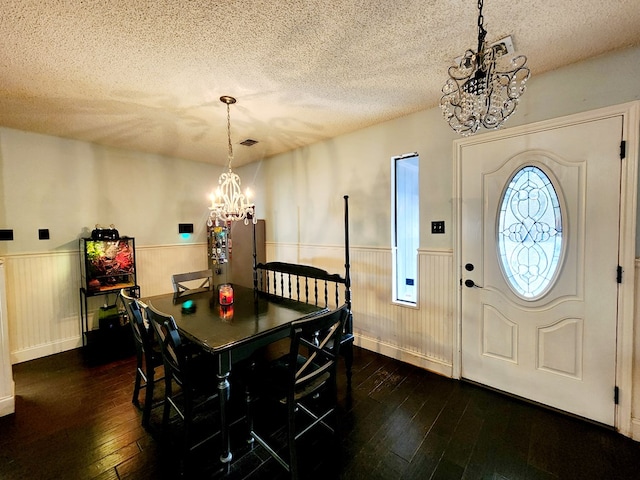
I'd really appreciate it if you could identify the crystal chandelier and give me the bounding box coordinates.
[207,96,257,226]
[440,0,530,136]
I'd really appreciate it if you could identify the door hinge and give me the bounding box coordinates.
[620,140,626,160]
[614,386,620,404]
[617,265,623,283]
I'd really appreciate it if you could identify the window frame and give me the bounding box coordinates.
[391,152,420,306]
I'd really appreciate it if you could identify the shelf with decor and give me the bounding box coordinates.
[79,233,138,355]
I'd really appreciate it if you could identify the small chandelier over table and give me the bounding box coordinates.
[440,0,530,136]
[208,95,257,226]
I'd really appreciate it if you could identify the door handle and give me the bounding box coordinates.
[465,279,482,288]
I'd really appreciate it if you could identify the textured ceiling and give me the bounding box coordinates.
[1,0,640,167]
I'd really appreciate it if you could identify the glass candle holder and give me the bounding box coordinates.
[218,284,234,306]
[219,304,234,321]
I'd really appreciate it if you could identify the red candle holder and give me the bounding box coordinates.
[219,304,234,321]
[218,284,234,306]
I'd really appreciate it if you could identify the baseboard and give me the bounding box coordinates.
[631,417,640,442]
[0,389,15,417]
[11,337,82,364]
[355,334,453,377]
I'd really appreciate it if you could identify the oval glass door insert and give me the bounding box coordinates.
[497,165,563,299]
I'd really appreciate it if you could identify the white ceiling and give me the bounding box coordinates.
[2,0,640,167]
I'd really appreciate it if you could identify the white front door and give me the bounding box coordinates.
[459,115,623,425]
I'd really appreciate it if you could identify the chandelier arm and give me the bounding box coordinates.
[447,53,477,80]
[481,47,495,97]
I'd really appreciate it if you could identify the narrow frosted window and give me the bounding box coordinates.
[498,166,563,299]
[392,154,419,304]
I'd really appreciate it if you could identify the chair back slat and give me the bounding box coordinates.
[171,269,213,294]
[119,288,152,353]
[287,304,349,395]
[146,305,185,384]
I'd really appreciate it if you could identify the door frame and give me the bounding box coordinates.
[453,101,640,437]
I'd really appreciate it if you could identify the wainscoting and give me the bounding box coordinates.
[2,243,639,440]
[0,259,15,416]
[4,251,83,363]
[4,242,455,373]
[3,243,208,364]
[266,243,455,376]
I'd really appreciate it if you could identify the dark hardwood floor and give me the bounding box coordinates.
[2,345,640,480]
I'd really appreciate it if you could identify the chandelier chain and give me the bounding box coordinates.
[226,102,233,169]
[477,0,486,51]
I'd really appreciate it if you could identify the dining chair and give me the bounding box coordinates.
[246,304,349,480]
[145,304,220,460]
[118,288,164,427]
[171,269,213,295]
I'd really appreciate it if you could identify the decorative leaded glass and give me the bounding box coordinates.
[497,166,563,299]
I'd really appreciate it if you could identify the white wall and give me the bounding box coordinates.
[248,45,640,252]
[0,130,218,254]
[0,130,220,361]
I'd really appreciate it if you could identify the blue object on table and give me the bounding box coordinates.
[181,299,196,314]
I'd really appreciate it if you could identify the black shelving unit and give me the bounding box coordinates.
[79,237,138,357]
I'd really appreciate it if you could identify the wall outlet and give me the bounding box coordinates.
[431,221,445,234]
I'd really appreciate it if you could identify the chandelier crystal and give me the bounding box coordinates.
[440,0,530,136]
[207,96,257,226]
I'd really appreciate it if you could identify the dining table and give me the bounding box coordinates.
[142,284,326,465]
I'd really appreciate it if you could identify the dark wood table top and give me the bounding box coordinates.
[144,285,326,356]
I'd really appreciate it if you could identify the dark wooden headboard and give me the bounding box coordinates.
[251,195,354,385]
[254,261,346,309]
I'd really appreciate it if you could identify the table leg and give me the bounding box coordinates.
[245,361,256,448]
[217,355,233,464]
